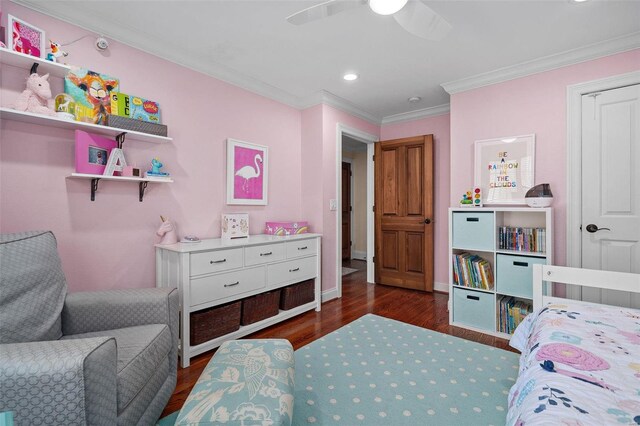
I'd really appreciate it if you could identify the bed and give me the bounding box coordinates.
[506,265,640,425]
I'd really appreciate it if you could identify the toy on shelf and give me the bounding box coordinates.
[157,216,178,245]
[54,93,75,120]
[13,64,56,117]
[459,187,483,207]
[145,158,170,179]
[46,39,68,63]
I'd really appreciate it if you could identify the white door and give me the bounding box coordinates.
[581,83,640,308]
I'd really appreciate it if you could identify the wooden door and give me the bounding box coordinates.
[581,84,640,308]
[375,135,434,291]
[342,162,352,260]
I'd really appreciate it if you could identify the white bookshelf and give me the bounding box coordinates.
[67,173,173,202]
[448,207,553,339]
[0,47,71,78]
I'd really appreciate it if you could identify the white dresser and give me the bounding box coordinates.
[156,234,322,367]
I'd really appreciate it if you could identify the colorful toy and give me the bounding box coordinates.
[157,216,178,245]
[110,92,161,124]
[54,93,75,120]
[460,187,483,207]
[473,187,483,207]
[14,66,56,117]
[460,191,473,206]
[65,68,119,125]
[46,40,68,63]
[146,158,170,177]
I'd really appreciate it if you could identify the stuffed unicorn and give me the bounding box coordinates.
[14,70,57,117]
[156,216,178,245]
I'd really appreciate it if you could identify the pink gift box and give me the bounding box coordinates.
[265,221,309,236]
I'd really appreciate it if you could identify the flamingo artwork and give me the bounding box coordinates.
[235,154,263,193]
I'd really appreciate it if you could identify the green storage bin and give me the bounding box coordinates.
[496,254,546,299]
[452,287,494,331]
[452,212,494,251]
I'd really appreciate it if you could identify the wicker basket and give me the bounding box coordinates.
[241,289,281,325]
[190,300,241,346]
[280,279,315,310]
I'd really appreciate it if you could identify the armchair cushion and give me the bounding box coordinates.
[62,324,172,412]
[0,231,67,344]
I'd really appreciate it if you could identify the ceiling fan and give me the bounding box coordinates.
[286,0,452,41]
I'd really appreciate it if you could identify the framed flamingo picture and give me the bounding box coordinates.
[226,138,268,205]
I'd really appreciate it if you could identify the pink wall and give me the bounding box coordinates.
[0,3,303,291]
[450,49,640,267]
[380,114,451,288]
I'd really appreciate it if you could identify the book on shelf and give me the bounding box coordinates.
[452,252,494,290]
[497,296,532,334]
[498,226,545,253]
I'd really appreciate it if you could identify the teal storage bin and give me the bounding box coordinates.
[452,212,494,251]
[496,254,546,299]
[453,287,494,331]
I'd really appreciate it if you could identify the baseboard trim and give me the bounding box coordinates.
[352,250,367,261]
[434,281,449,293]
[321,288,339,303]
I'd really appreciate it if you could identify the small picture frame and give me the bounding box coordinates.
[226,138,268,205]
[74,130,117,175]
[474,134,535,205]
[221,213,249,240]
[7,14,45,59]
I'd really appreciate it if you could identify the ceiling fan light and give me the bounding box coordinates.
[369,0,409,16]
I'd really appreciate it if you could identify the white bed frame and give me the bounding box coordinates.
[533,264,640,311]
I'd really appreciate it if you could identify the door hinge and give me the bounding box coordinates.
[372,205,375,212]
[372,155,375,161]
[372,256,375,263]
[350,206,353,212]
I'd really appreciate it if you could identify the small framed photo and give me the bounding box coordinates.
[226,138,268,205]
[75,130,117,175]
[221,213,249,240]
[474,134,535,205]
[7,15,45,59]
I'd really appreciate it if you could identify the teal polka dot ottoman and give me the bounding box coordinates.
[175,339,295,425]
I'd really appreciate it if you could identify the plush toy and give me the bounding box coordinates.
[14,66,56,117]
[46,40,68,63]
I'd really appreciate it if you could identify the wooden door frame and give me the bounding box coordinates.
[342,157,356,260]
[565,70,640,299]
[336,124,378,297]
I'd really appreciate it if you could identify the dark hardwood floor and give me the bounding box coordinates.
[162,260,514,416]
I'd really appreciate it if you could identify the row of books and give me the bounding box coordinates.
[452,253,494,290]
[497,296,532,334]
[498,226,546,253]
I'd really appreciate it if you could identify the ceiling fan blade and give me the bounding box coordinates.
[286,0,362,25]
[393,0,452,40]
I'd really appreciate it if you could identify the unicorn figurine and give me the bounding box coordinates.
[157,216,178,245]
[14,69,57,116]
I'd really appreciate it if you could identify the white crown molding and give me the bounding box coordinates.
[380,104,450,125]
[300,90,382,125]
[441,32,640,95]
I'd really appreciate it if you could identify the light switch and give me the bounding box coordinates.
[329,199,337,211]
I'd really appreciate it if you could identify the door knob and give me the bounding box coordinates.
[424,218,432,224]
[585,224,611,233]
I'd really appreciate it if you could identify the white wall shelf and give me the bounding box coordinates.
[1,108,172,144]
[67,173,173,202]
[0,47,71,78]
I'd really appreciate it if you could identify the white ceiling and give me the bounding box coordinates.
[14,0,640,123]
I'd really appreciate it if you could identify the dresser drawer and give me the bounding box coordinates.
[285,239,317,258]
[190,267,265,307]
[268,256,317,287]
[245,243,285,266]
[190,248,243,276]
[452,287,494,332]
[496,254,546,299]
[452,212,494,251]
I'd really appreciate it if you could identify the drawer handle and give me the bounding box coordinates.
[298,246,308,250]
[466,295,480,301]
[260,251,273,256]
[466,217,479,222]
[224,281,240,288]
[210,259,227,264]
[513,261,529,267]
[289,268,300,272]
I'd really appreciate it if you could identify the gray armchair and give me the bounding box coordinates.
[0,231,178,425]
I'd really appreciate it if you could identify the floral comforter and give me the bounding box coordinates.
[507,302,640,425]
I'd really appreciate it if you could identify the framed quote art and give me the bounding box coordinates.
[474,134,535,205]
[226,138,268,205]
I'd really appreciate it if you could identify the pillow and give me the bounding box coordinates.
[0,231,67,343]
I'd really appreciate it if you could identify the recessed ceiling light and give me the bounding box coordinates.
[369,0,408,15]
[343,73,358,81]
[408,96,422,103]
[572,0,589,2]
